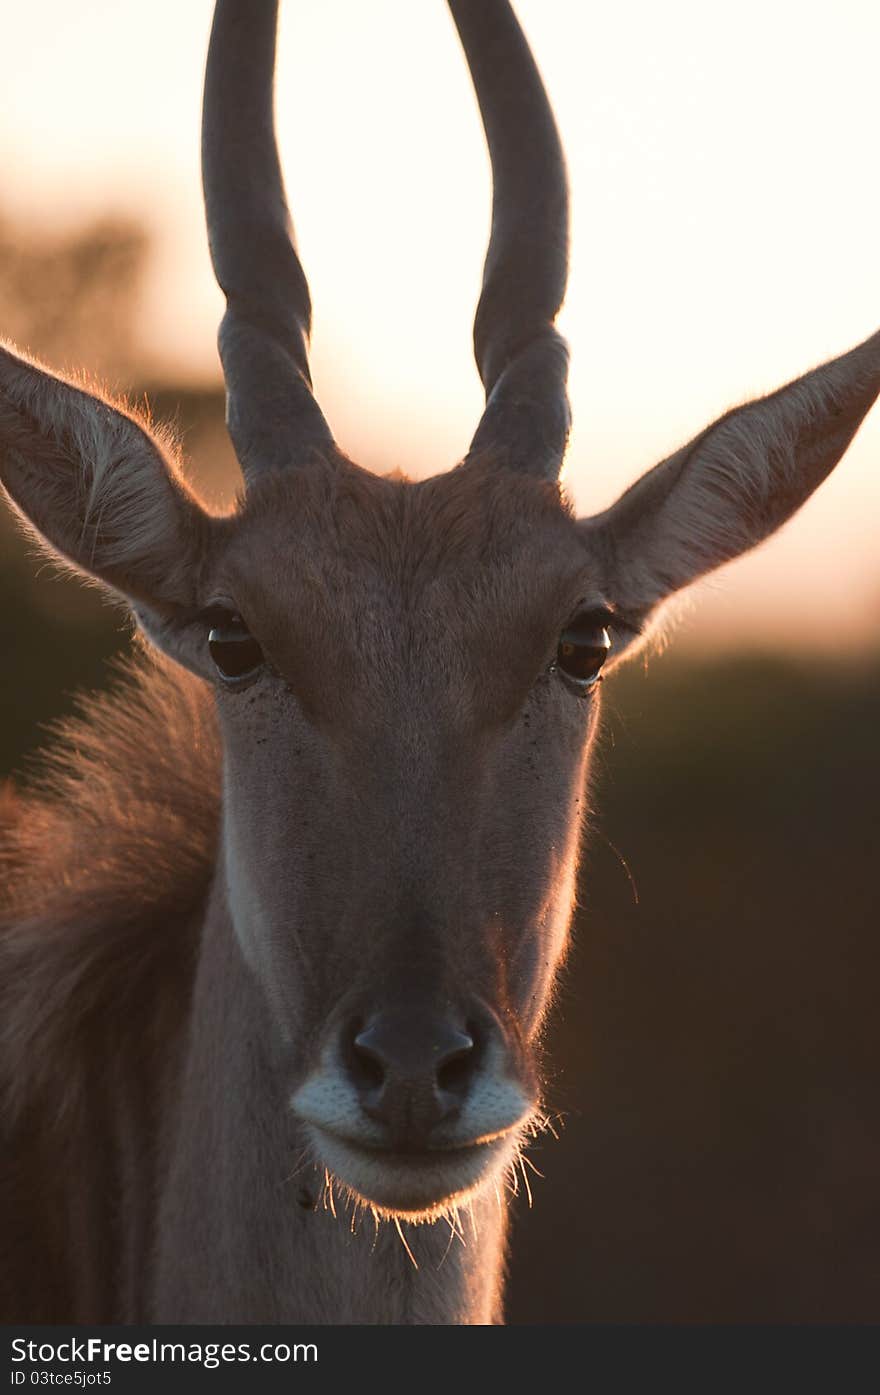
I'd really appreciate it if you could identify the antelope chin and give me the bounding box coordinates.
[304,1125,522,1220]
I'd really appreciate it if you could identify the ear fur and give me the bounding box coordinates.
[0,343,214,615]
[582,328,880,660]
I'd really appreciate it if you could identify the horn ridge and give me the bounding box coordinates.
[202,0,333,481]
[447,0,571,479]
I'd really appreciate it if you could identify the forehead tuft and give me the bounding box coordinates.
[233,451,581,590]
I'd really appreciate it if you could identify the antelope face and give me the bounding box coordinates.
[3,0,877,1234]
[206,459,611,1217]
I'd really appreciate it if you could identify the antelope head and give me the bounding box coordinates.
[1,0,878,1222]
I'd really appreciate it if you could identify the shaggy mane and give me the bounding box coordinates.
[0,654,220,1119]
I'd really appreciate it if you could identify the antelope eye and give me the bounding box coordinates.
[207,613,264,682]
[555,616,611,691]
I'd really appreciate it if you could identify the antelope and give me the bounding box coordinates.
[1,0,878,1326]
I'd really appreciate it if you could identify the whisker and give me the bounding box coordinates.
[518,1152,533,1208]
[438,1218,458,1269]
[449,1205,466,1246]
[467,1201,479,1241]
[591,824,639,906]
[280,1149,311,1186]
[322,1168,337,1219]
[394,1218,418,1270]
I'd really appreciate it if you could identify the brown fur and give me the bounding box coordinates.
[0,658,219,1321]
[1,656,218,1121]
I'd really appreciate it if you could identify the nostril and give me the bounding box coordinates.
[436,1046,472,1093]
[346,1023,387,1092]
[436,1025,478,1096]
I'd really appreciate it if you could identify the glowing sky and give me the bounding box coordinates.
[3,0,879,648]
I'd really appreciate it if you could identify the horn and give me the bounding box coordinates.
[202,0,334,481]
[448,0,571,480]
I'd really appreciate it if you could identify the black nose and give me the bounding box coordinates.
[344,1012,478,1148]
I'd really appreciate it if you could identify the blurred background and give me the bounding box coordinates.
[2,0,878,1322]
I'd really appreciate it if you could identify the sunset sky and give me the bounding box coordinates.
[3,0,879,648]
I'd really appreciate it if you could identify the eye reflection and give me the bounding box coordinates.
[555,615,611,690]
[208,613,264,682]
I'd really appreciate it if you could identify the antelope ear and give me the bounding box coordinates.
[581,329,880,663]
[0,344,216,655]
